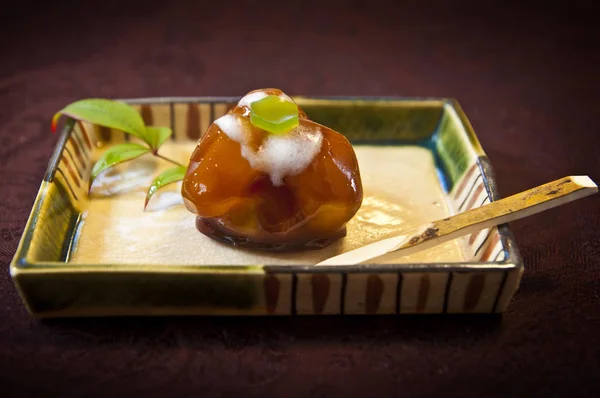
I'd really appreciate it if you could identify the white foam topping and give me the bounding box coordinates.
[214,114,323,186]
[237,91,293,108]
[213,113,245,143]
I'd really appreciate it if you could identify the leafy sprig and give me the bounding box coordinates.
[52,99,187,210]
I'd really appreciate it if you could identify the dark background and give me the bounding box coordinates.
[1,1,599,397]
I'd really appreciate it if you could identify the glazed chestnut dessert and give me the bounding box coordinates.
[181,88,363,251]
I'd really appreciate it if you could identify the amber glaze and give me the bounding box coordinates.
[181,89,363,251]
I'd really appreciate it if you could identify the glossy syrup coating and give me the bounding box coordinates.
[181,88,363,251]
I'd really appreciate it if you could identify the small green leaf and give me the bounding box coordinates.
[144,165,187,209]
[53,99,150,144]
[90,143,151,190]
[146,126,172,150]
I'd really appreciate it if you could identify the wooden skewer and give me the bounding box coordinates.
[316,175,597,266]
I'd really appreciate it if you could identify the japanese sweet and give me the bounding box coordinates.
[181,89,363,251]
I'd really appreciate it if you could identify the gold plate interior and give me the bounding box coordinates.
[69,142,467,266]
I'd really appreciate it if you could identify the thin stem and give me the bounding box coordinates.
[153,152,185,167]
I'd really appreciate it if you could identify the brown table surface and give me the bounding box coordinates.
[1,1,599,397]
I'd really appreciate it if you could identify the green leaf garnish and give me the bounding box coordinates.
[90,143,151,190]
[146,126,172,150]
[250,95,299,134]
[144,165,187,209]
[52,99,151,145]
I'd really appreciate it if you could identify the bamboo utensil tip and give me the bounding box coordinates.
[315,175,597,267]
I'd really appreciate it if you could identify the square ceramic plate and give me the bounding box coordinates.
[10,96,523,317]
